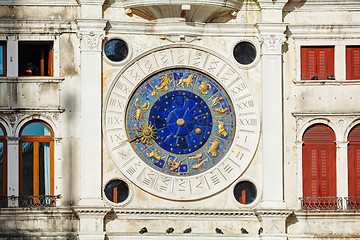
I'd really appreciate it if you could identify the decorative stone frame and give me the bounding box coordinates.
[103,43,261,201]
[231,38,261,70]
[102,176,134,208]
[231,177,262,209]
[103,36,132,66]
[294,113,360,209]
[11,114,62,206]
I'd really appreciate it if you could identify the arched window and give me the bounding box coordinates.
[0,124,7,207]
[348,124,360,199]
[20,121,54,205]
[302,124,336,209]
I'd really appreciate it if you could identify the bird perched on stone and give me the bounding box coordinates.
[241,228,248,234]
[311,75,319,80]
[258,227,263,235]
[139,227,147,234]
[183,227,192,233]
[166,227,174,234]
[215,228,224,234]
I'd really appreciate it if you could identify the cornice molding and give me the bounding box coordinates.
[288,25,360,39]
[0,19,77,34]
[78,0,105,5]
[0,77,65,83]
[256,0,289,10]
[110,209,293,218]
[106,21,259,37]
[0,107,65,114]
[284,0,360,12]
[0,0,78,5]
[293,112,360,117]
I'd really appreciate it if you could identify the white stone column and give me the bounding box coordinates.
[76,19,107,207]
[296,140,304,209]
[336,141,348,209]
[6,36,18,77]
[7,137,19,207]
[73,207,111,240]
[257,23,287,209]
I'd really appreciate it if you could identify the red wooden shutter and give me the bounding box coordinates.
[301,47,334,80]
[303,124,336,197]
[348,125,360,197]
[346,46,360,80]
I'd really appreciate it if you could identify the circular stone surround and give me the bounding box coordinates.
[103,44,260,200]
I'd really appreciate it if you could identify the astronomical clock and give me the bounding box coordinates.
[103,45,260,201]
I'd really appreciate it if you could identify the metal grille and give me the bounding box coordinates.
[0,195,60,208]
[345,197,360,210]
[299,197,342,210]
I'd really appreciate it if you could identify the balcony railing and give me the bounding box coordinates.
[299,197,343,210]
[0,195,60,208]
[345,197,360,210]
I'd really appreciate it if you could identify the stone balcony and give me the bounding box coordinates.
[108,0,244,22]
[0,77,64,113]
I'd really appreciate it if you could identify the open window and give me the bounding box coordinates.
[0,41,6,76]
[346,46,360,80]
[20,121,54,207]
[301,46,334,80]
[19,41,53,77]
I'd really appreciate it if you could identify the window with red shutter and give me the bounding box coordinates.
[346,46,360,80]
[301,47,334,80]
[348,124,360,197]
[302,124,336,199]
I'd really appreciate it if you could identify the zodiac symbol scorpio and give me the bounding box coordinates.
[133,98,149,121]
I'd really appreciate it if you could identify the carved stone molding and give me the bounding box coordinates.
[257,23,287,54]
[76,19,107,52]
[78,31,104,52]
[259,34,286,54]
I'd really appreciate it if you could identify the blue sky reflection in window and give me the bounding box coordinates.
[21,122,51,136]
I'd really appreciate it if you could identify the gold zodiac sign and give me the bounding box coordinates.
[207,139,220,157]
[189,153,207,169]
[152,74,173,96]
[177,74,194,88]
[146,149,164,161]
[215,120,228,137]
[189,152,203,160]
[211,96,224,107]
[198,80,211,95]
[192,159,208,169]
[214,106,229,115]
[168,158,185,171]
[133,98,149,121]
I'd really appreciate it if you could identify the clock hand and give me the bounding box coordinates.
[119,122,157,145]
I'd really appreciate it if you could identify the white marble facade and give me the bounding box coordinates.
[0,0,360,239]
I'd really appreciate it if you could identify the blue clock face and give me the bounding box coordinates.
[126,68,235,176]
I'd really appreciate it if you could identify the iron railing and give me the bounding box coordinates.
[345,197,360,210]
[0,195,60,208]
[299,197,342,210]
